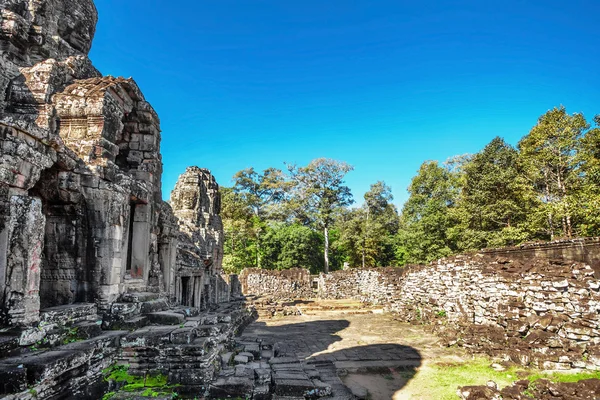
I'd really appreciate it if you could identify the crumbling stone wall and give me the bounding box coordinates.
[481,237,600,276]
[241,255,600,370]
[239,268,314,300]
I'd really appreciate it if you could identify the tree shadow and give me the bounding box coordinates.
[241,318,422,398]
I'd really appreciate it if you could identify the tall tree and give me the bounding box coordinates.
[232,167,288,219]
[287,158,354,273]
[220,187,258,273]
[577,115,600,235]
[356,182,398,267]
[452,137,537,250]
[259,223,323,273]
[397,161,459,264]
[232,167,288,267]
[518,106,589,239]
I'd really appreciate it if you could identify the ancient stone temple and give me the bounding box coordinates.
[170,167,227,308]
[0,0,229,328]
[0,1,253,398]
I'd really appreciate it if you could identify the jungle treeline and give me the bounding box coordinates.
[221,106,600,273]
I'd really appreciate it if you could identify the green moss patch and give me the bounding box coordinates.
[102,364,176,395]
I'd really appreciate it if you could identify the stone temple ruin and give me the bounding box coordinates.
[1,1,600,400]
[0,1,253,398]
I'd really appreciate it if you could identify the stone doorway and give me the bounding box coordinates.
[124,200,150,280]
[29,167,95,309]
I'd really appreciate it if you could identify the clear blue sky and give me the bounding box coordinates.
[90,0,599,207]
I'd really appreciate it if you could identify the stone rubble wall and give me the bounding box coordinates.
[239,268,314,300]
[240,255,600,371]
[481,237,600,275]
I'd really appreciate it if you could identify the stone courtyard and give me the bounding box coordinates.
[1,0,600,399]
[235,300,465,399]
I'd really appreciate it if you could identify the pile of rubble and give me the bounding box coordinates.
[459,379,600,400]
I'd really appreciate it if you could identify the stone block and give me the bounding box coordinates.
[145,311,185,325]
[234,354,249,364]
[170,328,196,344]
[273,378,314,397]
[254,368,272,385]
[208,377,254,398]
[253,384,271,400]
[0,365,28,395]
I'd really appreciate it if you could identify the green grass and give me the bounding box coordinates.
[402,356,600,399]
[408,357,524,399]
[526,370,600,383]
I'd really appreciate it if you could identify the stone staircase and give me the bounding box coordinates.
[0,303,127,399]
[0,298,257,399]
[207,334,358,400]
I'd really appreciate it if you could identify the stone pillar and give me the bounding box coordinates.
[83,187,128,311]
[159,238,177,298]
[2,194,45,326]
[130,203,151,280]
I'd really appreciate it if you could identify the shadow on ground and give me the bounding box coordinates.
[243,318,422,398]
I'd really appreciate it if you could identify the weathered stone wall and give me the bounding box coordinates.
[240,255,600,370]
[481,237,600,276]
[239,268,314,300]
[318,268,405,303]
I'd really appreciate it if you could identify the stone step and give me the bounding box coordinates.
[73,321,104,339]
[110,302,142,319]
[169,327,196,344]
[0,331,127,394]
[40,303,98,325]
[140,299,169,314]
[273,377,315,397]
[145,312,185,325]
[0,333,20,358]
[112,316,149,330]
[170,306,201,318]
[120,292,160,303]
[121,326,178,347]
[195,323,229,337]
[208,376,254,398]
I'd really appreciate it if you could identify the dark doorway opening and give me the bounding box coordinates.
[181,276,190,306]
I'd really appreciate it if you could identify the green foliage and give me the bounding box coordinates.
[259,223,324,273]
[336,181,399,267]
[287,158,354,273]
[222,107,600,272]
[396,161,459,264]
[450,137,537,251]
[221,187,260,273]
[405,357,525,399]
[62,327,81,344]
[518,106,589,239]
[101,392,116,400]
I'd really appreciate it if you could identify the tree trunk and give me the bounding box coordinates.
[324,226,330,274]
[256,231,261,268]
[362,207,370,269]
[362,247,365,269]
[544,173,554,240]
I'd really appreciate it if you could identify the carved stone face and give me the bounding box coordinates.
[0,0,98,64]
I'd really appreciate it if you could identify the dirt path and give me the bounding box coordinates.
[243,302,470,399]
